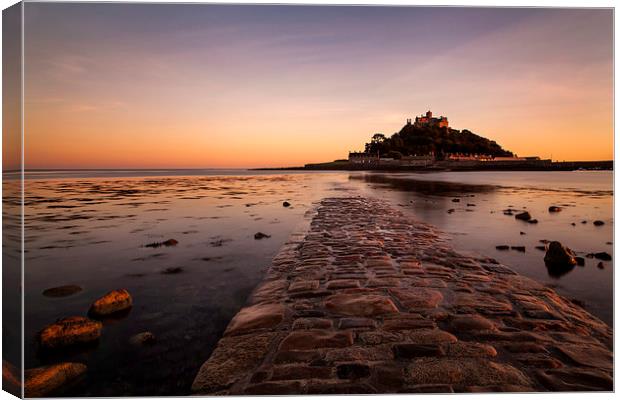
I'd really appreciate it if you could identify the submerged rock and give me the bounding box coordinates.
[25,363,87,397]
[451,198,460,203]
[597,262,605,269]
[515,212,531,221]
[89,289,132,317]
[535,246,546,251]
[145,239,178,248]
[282,201,291,207]
[544,241,577,268]
[129,331,156,346]
[161,267,184,274]
[39,316,102,349]
[495,245,509,251]
[593,220,605,226]
[42,285,83,298]
[548,206,562,212]
[511,246,526,252]
[594,252,612,261]
[527,219,538,224]
[254,232,271,240]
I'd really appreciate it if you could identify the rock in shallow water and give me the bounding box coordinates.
[593,252,612,261]
[145,238,178,248]
[39,316,102,349]
[25,362,87,397]
[254,232,271,240]
[548,206,562,212]
[544,241,576,268]
[515,211,531,221]
[161,266,184,274]
[89,289,132,317]
[42,285,83,298]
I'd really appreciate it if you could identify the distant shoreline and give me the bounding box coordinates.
[254,160,613,172]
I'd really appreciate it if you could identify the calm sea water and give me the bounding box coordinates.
[14,169,612,396]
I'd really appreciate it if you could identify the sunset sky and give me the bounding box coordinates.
[24,4,613,168]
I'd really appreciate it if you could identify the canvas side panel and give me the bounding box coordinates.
[2,2,23,398]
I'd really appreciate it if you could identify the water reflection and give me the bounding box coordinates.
[23,173,355,396]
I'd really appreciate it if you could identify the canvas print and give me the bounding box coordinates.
[2,2,614,397]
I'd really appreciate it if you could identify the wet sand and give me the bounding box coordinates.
[193,196,612,394]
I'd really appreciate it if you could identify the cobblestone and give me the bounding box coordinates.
[192,197,613,394]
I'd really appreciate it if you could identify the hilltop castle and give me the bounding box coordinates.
[407,110,449,129]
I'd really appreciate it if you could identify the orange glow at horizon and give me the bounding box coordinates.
[23,5,613,169]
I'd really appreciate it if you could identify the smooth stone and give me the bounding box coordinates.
[279,330,353,350]
[225,303,285,335]
[389,288,443,309]
[39,316,102,348]
[42,285,83,298]
[89,289,132,316]
[25,363,87,397]
[325,293,399,316]
[450,314,495,332]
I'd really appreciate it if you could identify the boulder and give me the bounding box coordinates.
[593,220,605,226]
[544,241,577,268]
[515,211,531,221]
[548,206,562,212]
[254,232,271,240]
[282,201,291,207]
[575,257,585,266]
[25,363,87,397]
[39,316,102,349]
[42,285,83,298]
[89,289,132,317]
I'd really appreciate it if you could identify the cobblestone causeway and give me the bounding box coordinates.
[192,197,613,394]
